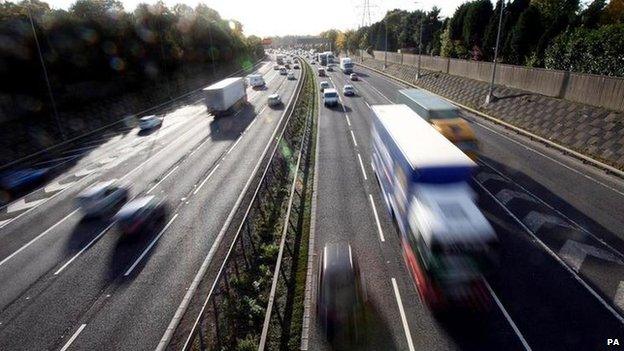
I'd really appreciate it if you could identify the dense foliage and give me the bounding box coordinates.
[324,0,624,76]
[0,0,264,120]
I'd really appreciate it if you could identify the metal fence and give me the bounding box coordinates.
[363,50,624,112]
[175,59,313,351]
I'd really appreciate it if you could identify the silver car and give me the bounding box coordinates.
[139,115,162,130]
[76,180,129,218]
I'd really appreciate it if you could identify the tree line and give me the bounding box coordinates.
[0,0,264,120]
[323,0,624,77]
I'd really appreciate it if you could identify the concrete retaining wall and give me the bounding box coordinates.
[364,50,624,112]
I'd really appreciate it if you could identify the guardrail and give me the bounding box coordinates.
[168,57,314,350]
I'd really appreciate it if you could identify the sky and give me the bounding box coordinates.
[41,0,470,37]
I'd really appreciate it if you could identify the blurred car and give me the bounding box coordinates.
[76,180,128,218]
[273,64,280,70]
[293,64,300,69]
[323,88,339,107]
[139,115,162,130]
[287,72,296,80]
[311,60,317,65]
[343,85,356,96]
[284,63,290,69]
[279,67,287,75]
[317,243,366,344]
[0,168,50,198]
[114,196,167,235]
[318,67,326,76]
[268,93,282,107]
[319,81,330,92]
[350,73,358,81]
[326,65,333,72]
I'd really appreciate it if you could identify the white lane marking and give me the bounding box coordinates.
[0,210,78,268]
[474,120,624,198]
[558,239,623,272]
[350,130,358,147]
[345,114,351,126]
[496,189,539,206]
[361,78,392,103]
[226,136,243,155]
[390,278,415,351]
[54,223,114,275]
[60,323,86,351]
[364,101,371,108]
[74,169,97,178]
[44,180,75,194]
[0,219,10,228]
[478,159,624,260]
[614,282,624,310]
[7,198,48,214]
[247,118,257,130]
[193,164,220,195]
[357,153,368,180]
[257,106,267,116]
[524,211,573,232]
[368,194,385,242]
[485,281,532,351]
[147,166,179,194]
[124,213,179,276]
[475,180,624,324]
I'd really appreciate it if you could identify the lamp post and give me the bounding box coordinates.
[486,0,504,105]
[416,15,423,80]
[383,16,388,69]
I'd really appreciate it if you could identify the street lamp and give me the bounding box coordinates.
[486,0,505,105]
[416,15,423,80]
[384,16,388,69]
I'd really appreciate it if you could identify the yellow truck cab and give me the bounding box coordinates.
[397,89,479,159]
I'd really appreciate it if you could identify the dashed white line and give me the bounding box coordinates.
[0,210,79,268]
[350,130,358,147]
[368,194,385,242]
[147,166,179,194]
[60,324,86,351]
[391,278,415,351]
[361,78,392,102]
[357,153,368,180]
[485,281,533,350]
[193,164,220,195]
[345,114,351,126]
[124,213,179,276]
[54,223,114,275]
[227,136,243,155]
[364,101,371,108]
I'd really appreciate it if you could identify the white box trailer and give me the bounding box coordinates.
[203,77,247,117]
[340,57,353,74]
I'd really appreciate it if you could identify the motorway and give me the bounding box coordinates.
[306,59,624,350]
[0,58,302,350]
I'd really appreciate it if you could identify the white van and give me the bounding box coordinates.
[247,74,265,88]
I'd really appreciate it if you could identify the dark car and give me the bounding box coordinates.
[0,168,50,202]
[317,242,366,345]
[114,196,167,235]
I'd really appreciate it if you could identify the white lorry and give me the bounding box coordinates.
[203,77,247,117]
[247,74,265,88]
[339,57,353,74]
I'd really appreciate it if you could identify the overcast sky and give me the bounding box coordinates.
[41,0,471,37]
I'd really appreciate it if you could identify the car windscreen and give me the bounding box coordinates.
[324,92,338,98]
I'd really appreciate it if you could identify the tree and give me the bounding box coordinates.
[602,0,624,23]
[462,0,493,51]
[579,0,607,28]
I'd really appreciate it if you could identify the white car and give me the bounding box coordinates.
[322,88,339,107]
[279,67,287,75]
[287,72,296,80]
[268,93,282,107]
[343,85,356,96]
[139,115,162,130]
[76,180,129,218]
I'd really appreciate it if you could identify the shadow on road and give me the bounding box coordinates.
[209,104,258,141]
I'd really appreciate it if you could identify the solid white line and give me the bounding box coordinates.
[391,278,415,351]
[60,324,86,351]
[247,118,257,130]
[362,78,392,103]
[364,101,371,108]
[193,164,220,195]
[368,194,385,242]
[357,153,368,180]
[478,158,624,260]
[345,114,351,126]
[124,214,178,276]
[54,223,114,275]
[475,180,624,324]
[350,130,358,147]
[147,166,179,194]
[474,120,624,198]
[485,280,532,351]
[0,210,78,268]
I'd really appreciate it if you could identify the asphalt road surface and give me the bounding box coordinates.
[305,59,624,351]
[0,59,302,350]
